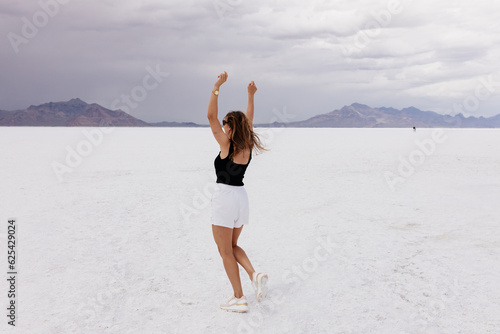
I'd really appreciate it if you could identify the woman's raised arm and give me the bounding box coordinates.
[207,71,229,146]
[246,81,257,130]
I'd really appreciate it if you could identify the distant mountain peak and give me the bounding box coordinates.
[68,97,87,105]
[350,102,371,109]
[0,99,149,127]
[401,106,420,112]
[27,98,88,111]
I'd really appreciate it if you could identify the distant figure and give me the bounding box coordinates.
[207,71,268,313]
[413,126,416,132]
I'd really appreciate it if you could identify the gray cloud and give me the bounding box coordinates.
[1,0,499,123]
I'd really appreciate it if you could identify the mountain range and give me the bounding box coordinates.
[278,103,500,128]
[1,99,499,128]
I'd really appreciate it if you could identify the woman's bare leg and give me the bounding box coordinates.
[232,226,256,281]
[212,225,244,298]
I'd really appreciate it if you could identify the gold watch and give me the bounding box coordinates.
[212,89,219,96]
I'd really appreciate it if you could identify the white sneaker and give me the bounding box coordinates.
[252,272,268,302]
[220,295,249,313]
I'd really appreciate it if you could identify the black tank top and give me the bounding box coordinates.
[214,141,252,186]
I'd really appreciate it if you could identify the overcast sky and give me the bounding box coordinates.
[1,0,500,123]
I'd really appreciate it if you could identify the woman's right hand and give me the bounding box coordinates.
[214,71,228,89]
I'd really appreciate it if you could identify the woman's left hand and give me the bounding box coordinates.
[248,81,257,96]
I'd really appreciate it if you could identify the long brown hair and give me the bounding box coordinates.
[223,111,265,159]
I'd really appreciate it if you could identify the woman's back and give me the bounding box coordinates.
[215,141,252,186]
[220,144,251,165]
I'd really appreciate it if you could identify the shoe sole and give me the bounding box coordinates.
[220,306,249,313]
[256,274,268,302]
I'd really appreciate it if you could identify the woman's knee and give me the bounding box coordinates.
[218,246,235,259]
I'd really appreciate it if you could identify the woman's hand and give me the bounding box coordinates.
[248,81,257,96]
[214,71,228,89]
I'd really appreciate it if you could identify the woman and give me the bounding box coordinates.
[207,71,268,313]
